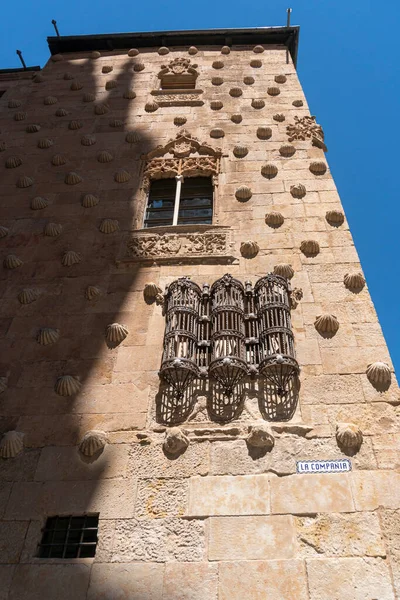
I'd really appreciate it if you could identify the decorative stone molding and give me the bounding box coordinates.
[290,183,306,198]
[94,103,109,115]
[64,172,82,185]
[235,186,252,201]
[51,53,63,62]
[366,362,391,388]
[279,144,296,157]
[240,240,259,259]
[336,423,363,454]
[83,93,95,102]
[257,127,272,140]
[250,59,262,68]
[251,99,265,109]
[61,250,81,267]
[44,222,62,237]
[4,254,23,269]
[5,156,22,168]
[105,323,129,348]
[63,72,74,80]
[102,65,113,73]
[82,194,99,208]
[37,327,60,346]
[233,145,248,158]
[70,80,83,91]
[16,176,34,188]
[14,111,27,121]
[143,282,162,304]
[286,115,327,151]
[97,151,114,163]
[99,219,119,234]
[265,211,284,228]
[273,113,285,122]
[290,287,303,309]
[68,120,82,130]
[174,116,187,126]
[81,134,96,146]
[246,424,274,450]
[314,313,339,335]
[105,80,118,91]
[0,226,9,238]
[18,288,39,304]
[158,46,169,55]
[151,89,204,107]
[133,62,145,72]
[310,161,327,175]
[210,100,223,110]
[231,114,242,123]
[114,170,131,183]
[163,427,189,456]
[90,51,101,59]
[212,60,224,69]
[128,48,139,57]
[292,99,303,107]
[326,209,344,226]
[0,431,24,459]
[253,45,264,53]
[267,86,280,96]
[244,76,255,85]
[31,196,49,210]
[44,96,58,105]
[0,376,7,394]
[8,99,21,108]
[221,46,231,54]
[79,431,107,457]
[145,101,159,113]
[211,77,223,85]
[51,154,67,166]
[273,263,294,279]
[123,89,136,100]
[261,163,278,179]
[85,286,101,301]
[188,46,198,55]
[275,74,287,84]
[210,128,225,138]
[55,108,68,117]
[125,131,141,143]
[55,375,81,397]
[344,272,365,291]
[300,239,320,256]
[229,87,243,97]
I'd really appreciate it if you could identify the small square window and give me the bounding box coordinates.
[38,515,99,559]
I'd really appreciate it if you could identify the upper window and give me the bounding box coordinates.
[144,176,213,228]
[37,515,99,559]
[158,57,198,91]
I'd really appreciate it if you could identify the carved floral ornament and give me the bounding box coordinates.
[286,115,327,152]
[151,57,203,106]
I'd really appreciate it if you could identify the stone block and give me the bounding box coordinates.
[0,483,12,518]
[163,562,218,600]
[136,478,188,519]
[8,564,91,600]
[321,346,392,374]
[128,441,209,479]
[380,510,400,598]
[300,373,364,404]
[0,565,15,600]
[209,515,297,560]
[188,474,270,516]
[219,560,308,600]
[351,471,400,510]
[0,521,29,563]
[372,434,400,469]
[306,557,395,600]
[87,563,164,600]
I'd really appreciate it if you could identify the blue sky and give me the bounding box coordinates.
[1,0,399,372]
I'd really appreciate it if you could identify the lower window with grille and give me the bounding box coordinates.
[37,515,99,558]
[144,176,213,228]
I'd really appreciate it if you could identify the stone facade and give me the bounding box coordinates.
[0,27,399,599]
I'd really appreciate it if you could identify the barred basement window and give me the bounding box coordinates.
[37,515,99,559]
[144,176,213,228]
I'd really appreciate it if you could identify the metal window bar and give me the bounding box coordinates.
[37,515,99,559]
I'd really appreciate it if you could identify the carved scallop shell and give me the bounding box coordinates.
[51,53,63,62]
[68,120,83,130]
[8,99,21,108]
[243,76,255,85]
[99,219,119,234]
[163,427,189,456]
[336,423,363,453]
[231,114,242,123]
[265,211,284,228]
[43,96,58,106]
[253,45,264,53]
[268,86,280,96]
[273,263,294,279]
[293,100,303,107]
[0,141,6,151]
[133,62,145,72]
[63,72,74,80]
[343,272,365,291]
[102,65,113,73]
[97,151,114,163]
[51,154,67,166]
[212,60,224,69]
[158,46,169,55]
[261,163,278,179]
[279,144,296,157]
[5,156,22,169]
[0,431,24,459]
[64,172,82,185]
[79,430,107,457]
[81,134,96,146]
[14,111,27,121]
[18,288,39,304]
[109,119,123,128]
[251,99,265,109]
[55,375,81,396]
[366,362,392,387]
[128,48,139,57]
[326,210,344,226]
[62,250,81,267]
[0,377,7,394]
[4,254,23,269]
[16,176,34,189]
[33,72,45,83]
[143,282,162,303]
[85,285,101,301]
[31,196,48,210]
[229,87,242,97]
[188,46,198,55]
[26,124,42,136]
[37,327,60,346]
[82,193,99,208]
[275,74,287,84]
[300,239,320,256]
[37,138,53,149]
[105,80,117,90]
[290,183,306,198]
[246,424,274,450]
[105,322,129,347]
[70,80,83,91]
[145,101,159,113]
[90,51,101,59]
[0,226,9,238]
[233,145,248,158]
[114,170,131,183]
[44,222,62,237]
[211,77,223,86]
[314,313,339,335]
[174,116,187,126]
[257,127,272,140]
[55,108,68,116]
[240,240,259,259]
[210,101,223,110]
[94,103,109,115]
[235,186,252,201]
[250,59,262,68]
[123,89,136,99]
[125,131,141,143]
[210,128,225,139]
[310,161,327,175]
[221,46,231,54]
[83,93,95,103]
[273,113,285,122]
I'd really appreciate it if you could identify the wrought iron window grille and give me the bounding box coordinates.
[37,515,99,559]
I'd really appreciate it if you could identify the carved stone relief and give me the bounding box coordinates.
[286,115,327,151]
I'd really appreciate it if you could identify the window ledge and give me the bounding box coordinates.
[151,89,204,106]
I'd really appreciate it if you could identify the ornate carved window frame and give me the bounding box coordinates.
[150,57,204,107]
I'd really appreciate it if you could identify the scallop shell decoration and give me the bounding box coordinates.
[109,119,123,128]
[143,282,162,303]
[97,151,114,164]
[343,272,365,291]
[94,103,110,115]
[5,156,22,169]
[243,76,255,85]
[290,183,306,198]
[221,46,231,54]
[65,172,82,185]
[212,60,224,69]
[128,48,139,57]
[83,93,95,103]
[44,96,58,105]
[231,114,242,124]
[62,250,81,267]
[273,113,285,122]
[85,286,101,301]
[55,108,68,117]
[37,327,60,346]
[133,62,145,72]
[44,222,62,237]
[275,74,287,84]
[158,46,169,55]
[211,77,223,86]
[82,194,99,208]
[240,240,259,259]
[314,314,339,335]
[125,131,141,143]
[4,254,23,269]
[18,288,39,304]
[310,161,327,175]
[99,219,119,234]
[265,211,284,228]
[16,176,34,189]
[51,53,63,62]
[0,431,24,459]
[123,89,136,99]
[0,377,7,394]
[37,138,53,149]
[55,375,81,397]
[336,423,363,454]
[174,116,187,126]
[105,322,129,348]
[70,80,83,91]
[257,127,272,140]
[90,51,101,59]
[267,86,280,96]
[68,120,83,130]
[253,45,264,53]
[63,72,74,80]
[300,239,320,256]
[279,145,296,157]
[188,46,198,55]
[102,65,113,73]
[293,100,303,107]
[250,59,262,68]
[0,226,9,238]
[14,111,27,121]
[366,362,392,388]
[81,134,96,146]
[0,141,6,151]
[51,154,67,166]
[235,186,252,201]
[273,263,294,279]
[326,210,344,226]
[229,87,243,97]
[261,163,278,179]
[251,99,265,109]
[114,170,131,183]
[233,145,248,158]
[210,101,223,110]
[105,80,117,91]
[8,99,21,108]
[210,128,225,139]
[26,124,41,134]
[31,196,49,210]
[79,430,107,457]
[145,101,159,113]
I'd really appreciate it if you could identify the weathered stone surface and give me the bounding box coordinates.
[351,470,400,510]
[87,564,164,600]
[306,557,395,600]
[0,566,15,600]
[301,373,364,404]
[372,434,400,469]
[209,515,297,560]
[136,478,188,518]
[0,521,29,563]
[219,560,308,600]
[9,564,91,600]
[380,510,400,598]
[128,442,209,478]
[163,563,218,600]
[188,474,270,516]
[0,483,12,518]
[0,449,40,481]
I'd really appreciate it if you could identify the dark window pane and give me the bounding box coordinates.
[38,545,51,558]
[79,545,96,558]
[85,516,99,528]
[54,517,70,530]
[145,179,176,228]
[38,514,99,559]
[41,530,54,545]
[64,545,79,559]
[70,517,85,529]
[83,529,98,543]
[52,530,67,544]
[49,545,64,558]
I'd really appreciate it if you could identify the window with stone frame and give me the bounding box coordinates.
[37,515,99,559]
[158,57,198,91]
